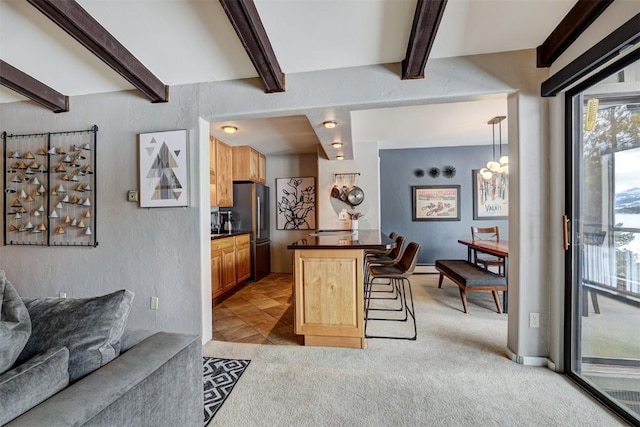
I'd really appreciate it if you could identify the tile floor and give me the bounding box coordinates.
[212,273,302,345]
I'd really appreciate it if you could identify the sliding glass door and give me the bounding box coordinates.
[567,57,640,423]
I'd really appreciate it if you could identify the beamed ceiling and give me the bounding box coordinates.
[0,0,622,155]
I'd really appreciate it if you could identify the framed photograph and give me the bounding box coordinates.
[276,177,316,230]
[473,169,508,220]
[138,130,188,208]
[412,185,460,221]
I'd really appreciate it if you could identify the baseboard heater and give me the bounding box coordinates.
[415,264,438,274]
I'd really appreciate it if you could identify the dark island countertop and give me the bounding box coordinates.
[210,230,251,240]
[287,229,395,250]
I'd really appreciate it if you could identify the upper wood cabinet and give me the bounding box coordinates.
[210,137,233,207]
[258,152,266,184]
[233,145,266,183]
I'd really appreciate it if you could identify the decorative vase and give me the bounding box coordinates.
[351,219,358,231]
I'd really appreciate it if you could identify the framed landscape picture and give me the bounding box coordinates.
[412,185,460,221]
[473,169,508,220]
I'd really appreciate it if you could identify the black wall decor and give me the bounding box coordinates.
[3,126,98,247]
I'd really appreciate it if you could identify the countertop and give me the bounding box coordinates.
[287,229,395,250]
[210,230,251,240]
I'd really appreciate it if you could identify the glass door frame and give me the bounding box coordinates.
[563,50,640,426]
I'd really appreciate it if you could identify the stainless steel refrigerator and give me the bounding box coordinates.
[231,182,271,282]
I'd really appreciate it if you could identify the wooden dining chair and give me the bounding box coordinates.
[470,226,504,275]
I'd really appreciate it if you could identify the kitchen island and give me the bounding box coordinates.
[287,230,395,349]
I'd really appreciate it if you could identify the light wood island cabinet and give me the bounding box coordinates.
[288,230,395,349]
[232,145,266,183]
[210,137,233,207]
[293,248,365,349]
[211,233,251,299]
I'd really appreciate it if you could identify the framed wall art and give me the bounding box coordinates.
[472,169,508,220]
[276,177,316,230]
[3,126,98,247]
[138,130,188,208]
[412,185,460,221]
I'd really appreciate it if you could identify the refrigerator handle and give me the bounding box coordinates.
[257,196,261,239]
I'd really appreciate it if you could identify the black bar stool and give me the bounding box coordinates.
[365,235,405,303]
[364,241,421,341]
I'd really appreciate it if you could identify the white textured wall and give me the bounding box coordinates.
[0,86,204,337]
[317,140,380,231]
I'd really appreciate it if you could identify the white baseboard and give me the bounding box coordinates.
[506,347,555,370]
[415,264,438,274]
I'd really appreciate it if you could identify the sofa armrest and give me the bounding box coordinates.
[8,332,202,426]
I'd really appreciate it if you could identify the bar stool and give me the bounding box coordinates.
[365,235,405,302]
[364,241,421,341]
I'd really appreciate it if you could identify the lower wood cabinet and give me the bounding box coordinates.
[292,248,365,349]
[235,234,251,284]
[211,234,251,299]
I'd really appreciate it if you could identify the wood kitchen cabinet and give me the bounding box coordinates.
[211,242,224,297]
[232,145,266,183]
[211,233,251,299]
[211,237,236,298]
[258,152,266,184]
[235,234,251,283]
[210,137,233,207]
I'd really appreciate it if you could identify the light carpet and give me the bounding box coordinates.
[203,273,627,426]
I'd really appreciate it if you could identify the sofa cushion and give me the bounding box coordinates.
[0,346,69,425]
[0,270,31,375]
[15,289,134,383]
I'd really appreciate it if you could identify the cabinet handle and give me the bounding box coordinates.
[257,196,261,240]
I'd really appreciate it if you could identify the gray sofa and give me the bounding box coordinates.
[7,331,202,426]
[0,271,202,426]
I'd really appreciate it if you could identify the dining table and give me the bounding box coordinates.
[457,239,509,312]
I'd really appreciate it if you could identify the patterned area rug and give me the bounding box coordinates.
[203,357,251,426]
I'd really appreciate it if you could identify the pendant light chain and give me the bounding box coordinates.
[480,115,508,180]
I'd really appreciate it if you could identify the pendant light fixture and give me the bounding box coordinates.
[497,117,508,173]
[480,116,506,180]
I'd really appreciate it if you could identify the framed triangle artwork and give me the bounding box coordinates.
[138,130,188,208]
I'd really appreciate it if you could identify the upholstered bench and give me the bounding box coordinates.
[435,259,507,314]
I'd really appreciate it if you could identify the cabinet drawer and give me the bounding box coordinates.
[235,234,250,247]
[212,237,235,251]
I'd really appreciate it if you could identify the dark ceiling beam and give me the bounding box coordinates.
[0,60,69,113]
[220,0,285,93]
[27,0,168,103]
[536,0,615,68]
[402,0,448,79]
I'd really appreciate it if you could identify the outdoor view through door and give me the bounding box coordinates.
[569,57,640,423]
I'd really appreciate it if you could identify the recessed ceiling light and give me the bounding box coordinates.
[322,121,337,129]
[336,155,344,160]
[331,142,343,148]
[221,125,238,134]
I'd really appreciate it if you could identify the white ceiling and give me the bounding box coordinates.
[0,0,578,154]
